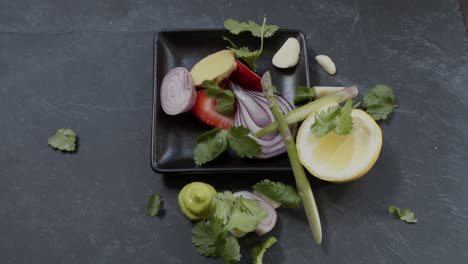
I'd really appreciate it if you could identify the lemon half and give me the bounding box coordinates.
[296,107,382,183]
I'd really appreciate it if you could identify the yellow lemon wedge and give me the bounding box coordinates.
[296,106,382,183]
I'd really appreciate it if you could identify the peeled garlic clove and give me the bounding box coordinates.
[272,37,300,69]
[315,55,336,75]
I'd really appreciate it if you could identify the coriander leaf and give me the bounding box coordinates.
[201,80,235,115]
[192,219,241,263]
[253,179,301,208]
[225,212,262,233]
[218,235,241,263]
[194,126,260,166]
[227,46,258,58]
[362,84,395,120]
[225,196,267,233]
[310,105,340,137]
[194,128,229,166]
[227,46,259,71]
[192,219,224,258]
[224,19,278,38]
[311,100,354,137]
[388,205,400,216]
[366,104,395,121]
[223,36,260,70]
[223,18,277,72]
[147,193,164,217]
[48,128,77,152]
[388,206,417,224]
[228,126,261,158]
[400,209,418,223]
[293,85,315,105]
[353,101,362,109]
[214,191,236,224]
[252,236,278,264]
[335,100,353,135]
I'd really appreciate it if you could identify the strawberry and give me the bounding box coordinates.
[229,59,262,92]
[191,90,234,130]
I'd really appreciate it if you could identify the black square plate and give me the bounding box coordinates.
[152,29,310,174]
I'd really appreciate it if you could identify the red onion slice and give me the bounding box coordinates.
[233,191,277,236]
[230,81,295,158]
[160,67,196,115]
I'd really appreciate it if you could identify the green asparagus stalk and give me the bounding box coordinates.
[255,85,358,137]
[261,71,322,244]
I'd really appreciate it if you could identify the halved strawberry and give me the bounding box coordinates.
[191,90,234,130]
[229,59,262,92]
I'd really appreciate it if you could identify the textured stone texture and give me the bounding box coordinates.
[0,0,467,263]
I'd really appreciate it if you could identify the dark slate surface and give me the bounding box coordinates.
[0,0,467,263]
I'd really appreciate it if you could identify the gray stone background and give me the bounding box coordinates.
[0,0,467,263]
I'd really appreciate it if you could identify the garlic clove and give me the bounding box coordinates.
[272,37,300,69]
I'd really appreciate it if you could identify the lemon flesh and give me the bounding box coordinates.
[296,108,382,182]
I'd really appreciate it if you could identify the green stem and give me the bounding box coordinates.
[259,17,266,56]
[261,71,322,244]
[255,85,358,138]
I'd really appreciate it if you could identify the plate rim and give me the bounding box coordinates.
[151,29,310,174]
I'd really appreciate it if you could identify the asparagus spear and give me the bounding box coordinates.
[261,71,322,244]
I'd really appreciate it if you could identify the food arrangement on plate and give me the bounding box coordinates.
[150,17,405,263]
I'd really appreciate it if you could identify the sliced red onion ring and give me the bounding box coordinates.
[230,81,296,158]
[160,67,196,115]
[233,191,277,236]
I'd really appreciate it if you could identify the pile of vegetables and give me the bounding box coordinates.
[160,18,298,161]
[158,16,399,263]
[177,180,301,264]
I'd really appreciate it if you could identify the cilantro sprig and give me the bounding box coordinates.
[192,218,241,263]
[363,84,396,121]
[310,100,354,137]
[194,126,261,166]
[192,191,267,263]
[201,80,235,115]
[388,206,417,224]
[223,18,279,71]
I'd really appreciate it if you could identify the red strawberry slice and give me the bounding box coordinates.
[229,59,262,92]
[191,90,234,130]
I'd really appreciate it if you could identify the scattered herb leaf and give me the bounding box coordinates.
[225,195,267,233]
[388,206,417,224]
[363,84,395,120]
[192,191,267,264]
[253,180,301,208]
[48,128,77,152]
[147,193,164,217]
[310,100,354,137]
[213,191,267,233]
[227,126,261,158]
[224,19,279,38]
[224,18,278,71]
[252,236,278,264]
[214,191,237,225]
[194,126,261,166]
[293,85,315,105]
[192,218,241,263]
[201,80,235,115]
[194,128,230,166]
